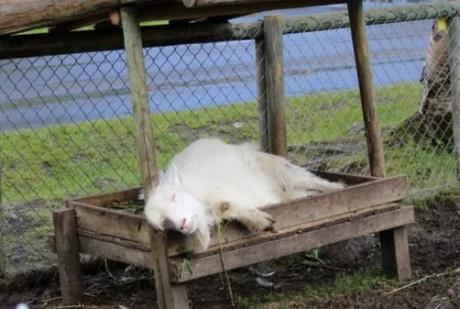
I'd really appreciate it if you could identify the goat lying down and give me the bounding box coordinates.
[144,138,344,250]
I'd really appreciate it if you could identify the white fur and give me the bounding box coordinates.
[144,138,344,250]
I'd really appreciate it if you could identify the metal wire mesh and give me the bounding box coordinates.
[1,2,459,278]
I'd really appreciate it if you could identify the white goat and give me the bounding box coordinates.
[144,138,344,250]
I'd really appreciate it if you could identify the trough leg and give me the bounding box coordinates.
[150,227,190,309]
[53,208,83,305]
[379,226,412,280]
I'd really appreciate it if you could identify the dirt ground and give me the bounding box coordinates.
[1,200,459,309]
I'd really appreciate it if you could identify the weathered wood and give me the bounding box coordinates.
[348,0,386,178]
[0,165,6,286]
[2,2,459,59]
[379,226,412,280]
[150,227,190,309]
[0,0,144,35]
[263,15,287,156]
[0,21,260,59]
[169,206,415,282]
[313,170,377,185]
[448,16,460,179]
[53,208,83,305]
[183,0,277,8]
[69,187,140,207]
[69,174,406,256]
[139,0,345,23]
[78,234,153,268]
[255,35,269,152]
[121,7,158,194]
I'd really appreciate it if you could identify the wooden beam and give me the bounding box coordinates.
[347,0,386,177]
[0,0,146,35]
[138,0,345,23]
[263,15,287,156]
[183,0,286,8]
[0,21,259,59]
[448,16,460,180]
[169,206,415,283]
[121,6,158,194]
[53,208,83,306]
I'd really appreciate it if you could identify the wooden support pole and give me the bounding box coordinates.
[121,8,188,309]
[149,228,190,309]
[255,35,269,152]
[348,0,410,280]
[379,226,412,280]
[347,0,386,178]
[448,16,460,180]
[263,16,287,156]
[120,7,158,195]
[53,208,83,305]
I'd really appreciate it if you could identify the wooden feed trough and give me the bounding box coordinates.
[47,0,415,308]
[51,172,414,308]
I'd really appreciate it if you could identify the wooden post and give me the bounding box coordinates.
[255,35,269,152]
[263,15,287,156]
[121,7,158,195]
[347,0,386,178]
[53,208,83,305]
[0,166,6,287]
[149,228,190,309]
[347,0,410,280]
[379,227,412,280]
[448,16,460,179]
[121,7,188,309]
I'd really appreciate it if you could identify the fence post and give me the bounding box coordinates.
[255,35,269,152]
[448,16,460,180]
[120,7,189,309]
[259,16,287,156]
[0,165,6,287]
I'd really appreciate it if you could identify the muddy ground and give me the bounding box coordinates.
[1,200,459,309]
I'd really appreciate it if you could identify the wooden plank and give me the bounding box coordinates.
[139,0,345,23]
[380,226,412,280]
[53,209,83,305]
[150,228,190,309]
[69,187,140,207]
[448,16,460,180]
[169,206,415,283]
[0,0,144,35]
[348,0,386,178]
[78,234,153,269]
[255,35,269,152]
[121,6,158,194]
[312,170,377,185]
[71,175,406,257]
[264,15,287,156]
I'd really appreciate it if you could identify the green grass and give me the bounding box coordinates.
[0,82,456,206]
[235,269,394,309]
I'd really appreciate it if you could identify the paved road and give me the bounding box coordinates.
[0,1,429,131]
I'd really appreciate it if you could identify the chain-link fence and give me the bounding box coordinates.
[1,1,459,279]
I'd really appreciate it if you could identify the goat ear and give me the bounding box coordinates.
[172,164,182,189]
